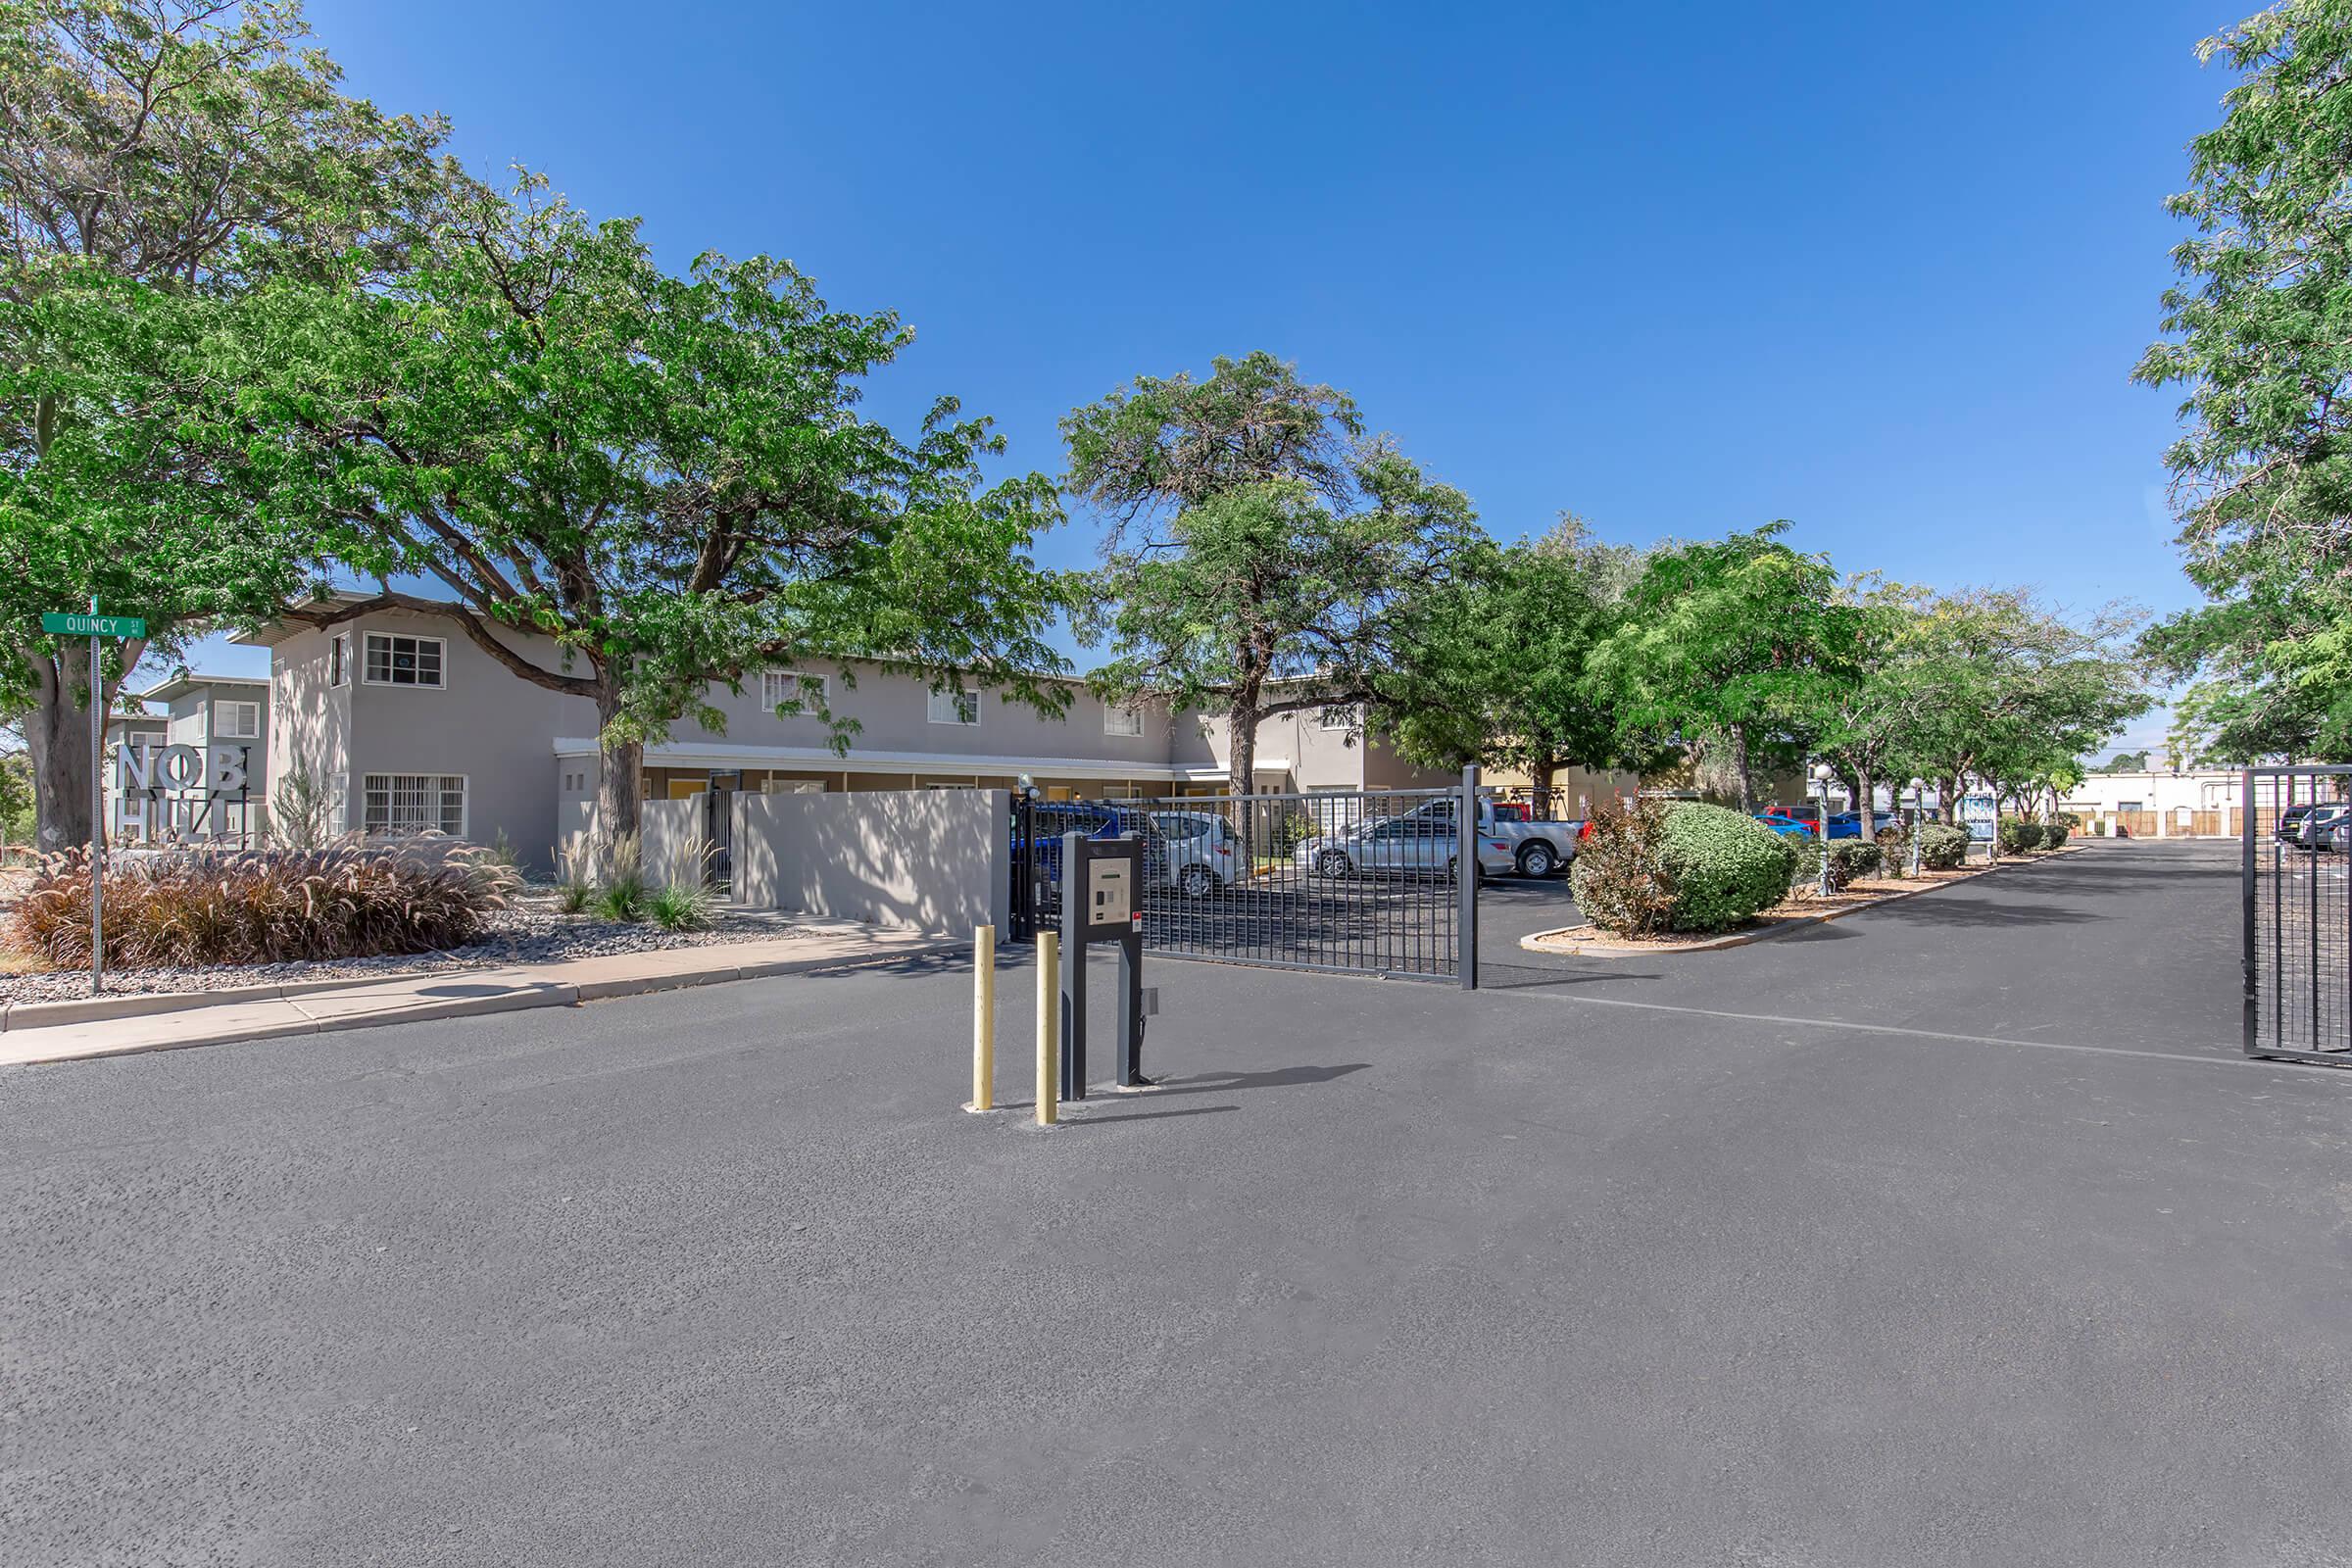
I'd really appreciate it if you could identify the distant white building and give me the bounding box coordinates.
[2060,768,2242,838]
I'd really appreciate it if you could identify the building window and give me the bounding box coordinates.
[1102,704,1144,737]
[329,633,349,687]
[362,773,466,837]
[1318,706,1356,731]
[364,633,445,688]
[927,686,980,726]
[761,668,827,715]
[217,700,260,739]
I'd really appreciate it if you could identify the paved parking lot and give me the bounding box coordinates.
[7,840,2348,1566]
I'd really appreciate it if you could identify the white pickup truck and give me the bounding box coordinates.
[1401,796,1583,877]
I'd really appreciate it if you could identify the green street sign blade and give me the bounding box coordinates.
[41,612,145,639]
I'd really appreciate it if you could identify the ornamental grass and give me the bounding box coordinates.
[5,843,516,970]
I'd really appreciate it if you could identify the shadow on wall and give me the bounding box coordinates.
[733,789,1010,935]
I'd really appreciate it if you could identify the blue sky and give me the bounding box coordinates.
[188,0,2237,753]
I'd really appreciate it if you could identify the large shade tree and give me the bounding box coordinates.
[240,176,1073,851]
[0,0,455,849]
[1377,514,1641,816]
[1064,352,1482,804]
[1588,524,1857,812]
[2135,0,2352,761]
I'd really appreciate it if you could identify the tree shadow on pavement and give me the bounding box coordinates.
[1864,899,2101,928]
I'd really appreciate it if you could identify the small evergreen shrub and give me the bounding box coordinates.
[1917,823,1971,870]
[1998,818,2043,855]
[7,846,514,969]
[1874,824,1909,878]
[2041,821,2070,849]
[1572,800,1795,934]
[1831,841,1882,882]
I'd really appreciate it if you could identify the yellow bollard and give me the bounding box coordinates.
[969,925,996,1111]
[1036,932,1059,1127]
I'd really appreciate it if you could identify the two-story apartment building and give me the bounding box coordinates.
[234,595,1470,870]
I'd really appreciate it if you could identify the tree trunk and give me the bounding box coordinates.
[1729,722,1753,813]
[1855,764,1874,849]
[1529,757,1556,820]
[593,671,643,876]
[1226,688,1259,869]
[24,648,99,856]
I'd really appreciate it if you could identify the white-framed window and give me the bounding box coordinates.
[328,632,349,688]
[761,668,828,715]
[927,686,980,726]
[1318,706,1356,731]
[217,700,260,739]
[362,773,466,837]
[364,632,445,688]
[763,777,824,795]
[1102,704,1144,737]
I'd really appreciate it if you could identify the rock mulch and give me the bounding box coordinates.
[0,897,815,1006]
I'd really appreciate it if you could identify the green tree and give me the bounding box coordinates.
[1377,514,1640,815]
[2134,0,2352,760]
[1892,590,2149,849]
[1813,578,1928,842]
[240,176,1072,851]
[1065,352,1483,804]
[1588,524,1856,812]
[0,0,455,850]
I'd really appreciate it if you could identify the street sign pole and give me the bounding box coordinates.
[86,595,103,997]
[42,604,143,998]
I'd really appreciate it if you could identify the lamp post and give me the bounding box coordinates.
[1810,762,1837,896]
[1904,776,1926,877]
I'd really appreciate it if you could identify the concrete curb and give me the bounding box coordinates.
[0,971,402,1032]
[2,934,968,1068]
[1521,846,2086,958]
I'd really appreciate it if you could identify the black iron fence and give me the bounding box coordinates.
[2244,765,2352,1064]
[1011,777,1482,986]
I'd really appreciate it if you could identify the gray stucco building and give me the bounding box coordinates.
[234,596,1460,870]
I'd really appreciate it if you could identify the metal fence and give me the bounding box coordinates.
[2244,765,2352,1064]
[1011,775,1481,986]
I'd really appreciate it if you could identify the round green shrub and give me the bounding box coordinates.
[1997,817,2043,855]
[1571,800,1795,935]
[1830,840,1882,881]
[1654,801,1797,931]
[1917,823,1970,869]
[2041,820,2070,849]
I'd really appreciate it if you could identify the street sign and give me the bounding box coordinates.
[41,612,145,639]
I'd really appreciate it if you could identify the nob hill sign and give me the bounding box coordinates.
[114,739,254,843]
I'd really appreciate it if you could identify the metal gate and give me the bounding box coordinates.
[704,771,739,893]
[1010,773,1482,987]
[2244,765,2352,1063]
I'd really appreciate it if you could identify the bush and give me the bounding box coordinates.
[555,877,594,915]
[1571,800,1794,935]
[592,873,647,923]
[1874,824,1909,878]
[1917,823,1970,870]
[1790,837,1884,893]
[1998,817,2043,855]
[6,846,515,969]
[2041,820,2070,849]
[648,881,714,931]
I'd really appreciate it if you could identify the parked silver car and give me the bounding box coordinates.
[1151,809,1241,897]
[1294,814,1515,880]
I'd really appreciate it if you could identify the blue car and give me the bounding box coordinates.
[1013,802,1166,886]
[1823,811,1901,840]
[1752,810,1818,838]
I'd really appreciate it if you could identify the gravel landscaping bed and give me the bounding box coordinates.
[0,898,815,1005]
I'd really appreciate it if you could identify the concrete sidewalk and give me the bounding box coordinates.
[0,918,963,1069]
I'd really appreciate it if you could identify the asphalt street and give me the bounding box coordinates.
[6,839,2347,1566]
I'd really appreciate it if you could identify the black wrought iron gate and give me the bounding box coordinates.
[1009,772,1484,987]
[2244,765,2352,1063]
